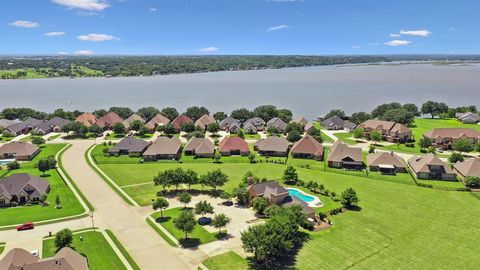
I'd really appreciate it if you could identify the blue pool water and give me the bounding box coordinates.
[288,189,314,203]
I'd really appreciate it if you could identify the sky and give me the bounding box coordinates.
[0,0,479,55]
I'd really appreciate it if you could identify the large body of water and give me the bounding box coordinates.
[1,63,479,120]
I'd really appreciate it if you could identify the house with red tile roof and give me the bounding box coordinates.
[75,113,97,127]
[219,136,249,156]
[95,112,124,130]
[171,114,193,130]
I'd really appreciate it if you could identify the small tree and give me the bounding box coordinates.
[311,181,318,191]
[7,161,20,170]
[282,166,298,184]
[195,200,214,217]
[152,197,169,218]
[31,136,46,145]
[213,152,222,163]
[130,120,144,131]
[370,130,382,144]
[287,130,302,143]
[212,214,231,234]
[448,152,464,164]
[55,195,61,209]
[353,128,364,139]
[248,153,256,163]
[173,210,196,239]
[55,229,73,250]
[233,187,249,205]
[236,129,245,139]
[178,192,192,208]
[419,137,432,149]
[163,123,177,136]
[464,176,480,188]
[340,188,359,209]
[38,159,50,176]
[113,123,125,134]
[252,197,269,215]
[181,122,195,133]
[207,123,220,135]
[452,138,474,153]
[202,169,229,190]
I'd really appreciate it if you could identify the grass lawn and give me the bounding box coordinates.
[42,231,127,270]
[47,134,62,141]
[333,132,357,145]
[202,251,248,270]
[0,144,84,226]
[0,69,47,79]
[151,208,217,247]
[91,144,141,164]
[105,133,126,140]
[244,133,261,139]
[0,243,5,255]
[415,178,466,189]
[314,122,334,143]
[133,133,153,139]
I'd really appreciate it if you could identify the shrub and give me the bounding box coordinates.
[448,152,464,164]
[7,161,20,170]
[465,176,480,188]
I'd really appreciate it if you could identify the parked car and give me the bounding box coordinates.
[31,250,39,257]
[16,222,34,231]
[198,217,212,225]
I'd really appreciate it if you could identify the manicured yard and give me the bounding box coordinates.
[0,144,85,226]
[313,122,334,143]
[42,230,128,270]
[151,207,217,247]
[333,132,357,145]
[202,251,248,270]
[91,144,141,164]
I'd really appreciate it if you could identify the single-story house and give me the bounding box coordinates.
[456,112,480,124]
[108,137,149,155]
[255,136,290,157]
[290,135,324,160]
[0,119,20,129]
[357,119,412,143]
[219,117,241,133]
[408,153,457,180]
[195,114,216,131]
[423,128,480,150]
[0,141,40,161]
[6,117,44,136]
[48,117,71,132]
[327,140,364,170]
[243,117,266,133]
[145,113,170,132]
[304,122,317,134]
[143,136,182,161]
[32,120,53,135]
[453,158,480,179]
[0,247,88,270]
[75,113,97,127]
[122,113,145,130]
[294,116,309,127]
[219,136,249,156]
[366,151,407,174]
[171,114,193,130]
[96,112,124,130]
[266,117,288,133]
[184,137,215,157]
[320,116,357,132]
[0,173,50,206]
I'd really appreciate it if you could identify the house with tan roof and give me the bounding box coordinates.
[0,141,40,161]
[357,119,412,143]
[0,173,50,206]
[456,112,480,124]
[0,247,88,270]
[266,117,288,133]
[122,113,145,130]
[294,116,309,127]
[320,116,357,132]
[219,136,249,156]
[327,140,364,170]
[195,114,216,131]
[143,136,182,161]
[184,137,215,157]
[453,158,480,179]
[145,113,170,132]
[255,136,290,157]
[75,113,97,127]
[95,112,124,130]
[366,151,407,174]
[423,128,480,150]
[408,153,456,180]
[243,117,265,133]
[171,114,193,130]
[290,135,323,160]
[219,117,241,133]
[108,137,149,155]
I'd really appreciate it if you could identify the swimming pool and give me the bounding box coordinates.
[288,188,315,202]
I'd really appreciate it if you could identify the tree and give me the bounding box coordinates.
[152,197,169,218]
[173,210,196,239]
[112,123,125,134]
[184,169,199,190]
[161,107,179,121]
[254,105,278,122]
[286,122,303,134]
[350,112,371,125]
[195,200,214,217]
[137,125,149,136]
[252,197,269,215]
[7,161,20,170]
[38,159,50,176]
[62,121,88,136]
[180,121,195,133]
[248,153,256,163]
[325,109,345,119]
[233,187,249,205]
[207,122,220,134]
[403,103,420,116]
[448,152,464,164]
[340,188,359,208]
[212,214,231,234]
[213,112,227,122]
[130,120,144,131]
[137,106,159,121]
[88,124,103,135]
[421,101,449,118]
[277,109,293,123]
[452,138,474,153]
[213,152,222,163]
[419,137,432,149]
[109,107,133,119]
[230,108,254,123]
[31,136,45,145]
[236,129,245,139]
[381,109,414,125]
[282,166,298,184]
[287,130,302,142]
[163,123,178,136]
[178,192,192,208]
[93,109,107,118]
[55,229,73,250]
[353,127,365,139]
[202,169,229,190]
[370,130,382,144]
[185,106,209,121]
[371,103,402,118]
[464,176,480,188]
[153,170,172,191]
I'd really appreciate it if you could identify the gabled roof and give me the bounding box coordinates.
[219,136,249,152]
[184,137,215,154]
[219,117,241,130]
[244,117,265,127]
[408,153,454,174]
[453,158,480,177]
[243,121,257,132]
[291,135,323,156]
[0,173,49,200]
[458,112,480,122]
[320,116,344,128]
[48,117,71,129]
[0,141,39,157]
[294,116,309,126]
[0,119,20,128]
[0,248,38,269]
[143,136,182,156]
[108,137,149,153]
[424,128,480,139]
[122,113,145,129]
[145,113,170,130]
[256,136,290,153]
[249,181,288,198]
[281,195,315,216]
[6,118,43,134]
[358,119,411,134]
[267,117,288,131]
[367,152,406,168]
[171,114,193,130]
[0,247,88,270]
[33,120,53,133]
[75,113,97,127]
[96,112,124,128]
[195,114,215,128]
[328,140,362,162]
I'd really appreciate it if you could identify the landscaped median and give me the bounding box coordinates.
[202,251,248,270]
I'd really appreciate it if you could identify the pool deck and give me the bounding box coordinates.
[287,187,324,208]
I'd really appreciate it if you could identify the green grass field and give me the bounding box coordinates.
[0,244,5,255]
[202,251,248,270]
[42,230,127,270]
[151,208,217,247]
[0,144,84,226]
[313,122,334,143]
[333,132,357,145]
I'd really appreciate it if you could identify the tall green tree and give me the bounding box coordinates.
[55,229,73,251]
[212,214,231,234]
[195,200,214,217]
[152,197,169,218]
[173,210,196,239]
[340,188,359,208]
[178,192,192,208]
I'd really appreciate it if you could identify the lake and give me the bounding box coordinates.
[1,63,479,120]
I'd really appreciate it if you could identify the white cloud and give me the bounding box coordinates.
[399,29,431,37]
[58,51,69,55]
[266,25,291,32]
[77,33,117,42]
[74,50,95,55]
[45,31,66,36]
[384,40,411,46]
[149,7,157,12]
[52,0,110,11]
[197,47,219,53]
[8,20,39,28]
[351,45,360,49]
[389,33,400,37]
